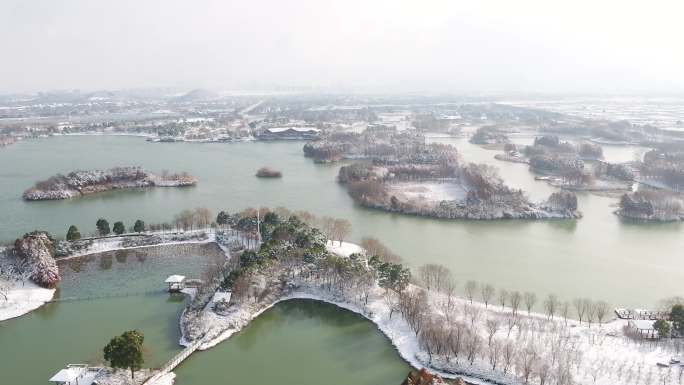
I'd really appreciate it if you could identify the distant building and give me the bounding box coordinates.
[627,319,672,339]
[365,123,396,134]
[257,127,320,140]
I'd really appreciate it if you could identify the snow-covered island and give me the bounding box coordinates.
[493,136,635,193]
[305,130,580,219]
[338,162,581,220]
[22,167,197,200]
[616,189,684,222]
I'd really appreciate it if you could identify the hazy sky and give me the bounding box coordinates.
[2,0,683,94]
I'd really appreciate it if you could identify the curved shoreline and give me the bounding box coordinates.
[0,280,55,322]
[191,293,500,385]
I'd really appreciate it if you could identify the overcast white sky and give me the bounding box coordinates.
[1,0,683,94]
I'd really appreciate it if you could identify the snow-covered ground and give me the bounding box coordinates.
[388,181,469,202]
[179,241,684,385]
[0,279,55,321]
[60,230,216,260]
[147,372,175,385]
[325,240,364,257]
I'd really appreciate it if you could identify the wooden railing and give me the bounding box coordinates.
[143,338,203,385]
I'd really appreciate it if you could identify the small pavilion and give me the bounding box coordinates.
[165,275,186,292]
[48,364,96,385]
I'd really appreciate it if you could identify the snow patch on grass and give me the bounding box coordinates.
[0,279,55,321]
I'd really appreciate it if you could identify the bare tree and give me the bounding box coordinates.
[488,339,502,370]
[498,288,509,311]
[561,301,571,326]
[536,359,552,385]
[230,272,251,304]
[519,343,538,384]
[418,263,451,292]
[481,284,495,308]
[465,331,483,364]
[510,291,522,316]
[595,300,610,325]
[333,218,352,246]
[573,297,586,324]
[383,290,398,319]
[440,278,457,321]
[505,313,518,338]
[419,320,439,363]
[543,294,559,319]
[502,341,515,374]
[0,268,13,301]
[175,209,195,231]
[586,299,597,328]
[320,216,336,240]
[486,318,501,347]
[523,291,537,315]
[449,321,466,363]
[400,289,429,336]
[465,280,478,304]
[465,304,482,327]
[360,237,402,263]
[193,207,212,229]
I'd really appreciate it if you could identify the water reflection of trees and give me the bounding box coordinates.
[57,243,227,298]
[234,299,371,351]
[99,255,113,270]
[114,249,128,263]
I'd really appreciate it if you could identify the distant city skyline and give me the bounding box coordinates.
[2,0,683,94]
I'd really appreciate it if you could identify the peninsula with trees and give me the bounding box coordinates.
[23,167,197,200]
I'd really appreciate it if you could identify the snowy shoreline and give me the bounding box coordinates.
[0,280,55,321]
[1,230,216,322]
[179,241,497,385]
[177,240,683,385]
[5,235,679,385]
[57,230,217,261]
[193,290,494,385]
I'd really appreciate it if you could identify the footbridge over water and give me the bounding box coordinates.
[143,337,204,385]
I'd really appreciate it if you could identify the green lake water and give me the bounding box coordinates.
[173,299,409,385]
[0,244,408,384]
[0,135,681,308]
[1,135,683,384]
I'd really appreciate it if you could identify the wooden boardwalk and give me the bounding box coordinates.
[143,338,204,385]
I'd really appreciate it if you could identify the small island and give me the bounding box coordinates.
[494,135,635,192]
[617,189,684,221]
[23,167,197,200]
[255,167,282,178]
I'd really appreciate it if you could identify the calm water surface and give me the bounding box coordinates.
[0,244,222,384]
[0,136,682,308]
[173,299,409,385]
[1,135,682,384]
[1,244,407,384]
